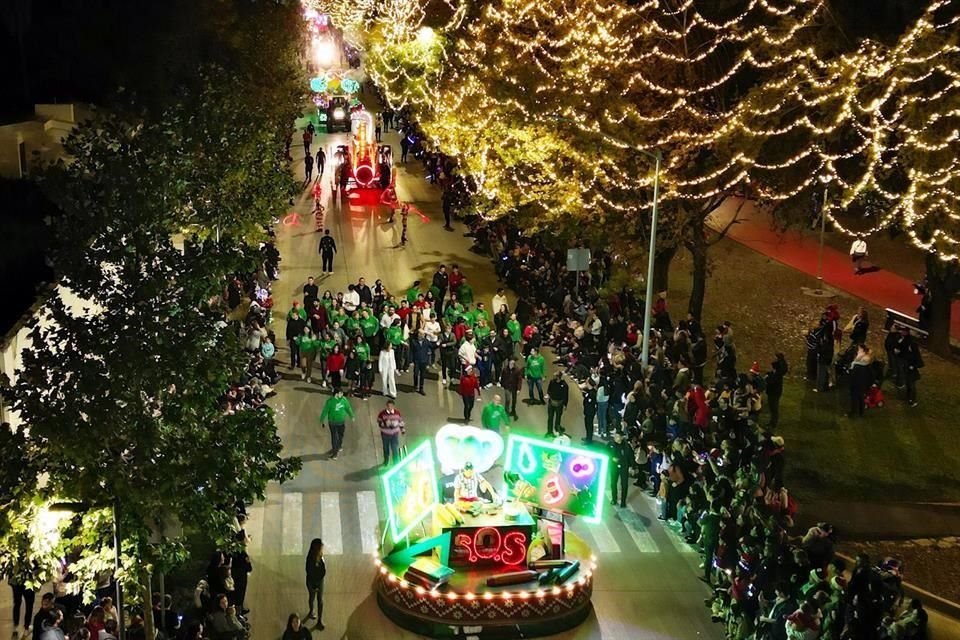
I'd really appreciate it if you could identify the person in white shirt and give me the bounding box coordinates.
[458,336,478,368]
[343,285,360,312]
[423,316,441,364]
[379,342,398,398]
[381,307,398,330]
[849,235,868,275]
[492,288,509,316]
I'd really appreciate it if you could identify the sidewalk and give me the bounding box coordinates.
[707,198,960,340]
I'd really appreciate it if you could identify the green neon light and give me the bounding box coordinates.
[503,434,610,524]
[381,440,439,543]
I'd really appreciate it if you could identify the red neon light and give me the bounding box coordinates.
[453,527,527,566]
[283,212,301,227]
[543,473,565,506]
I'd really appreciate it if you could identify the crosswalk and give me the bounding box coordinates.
[245,489,700,558]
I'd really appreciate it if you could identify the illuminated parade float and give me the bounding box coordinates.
[375,426,608,638]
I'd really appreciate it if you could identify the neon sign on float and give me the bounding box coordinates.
[503,435,609,523]
[381,440,440,543]
[453,527,527,567]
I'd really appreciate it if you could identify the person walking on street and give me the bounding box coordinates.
[410,330,431,395]
[400,135,410,163]
[375,114,383,142]
[286,302,307,369]
[459,366,481,423]
[319,389,354,460]
[379,342,398,398]
[9,578,35,635]
[326,344,346,391]
[581,377,598,443]
[546,370,569,436]
[304,539,326,629]
[304,153,314,183]
[439,323,457,386]
[432,265,449,317]
[302,128,313,156]
[377,400,405,466]
[499,356,523,419]
[525,348,546,404]
[316,147,326,178]
[482,394,510,433]
[319,230,337,274]
[608,432,632,508]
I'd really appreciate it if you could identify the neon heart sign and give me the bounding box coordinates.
[435,424,504,475]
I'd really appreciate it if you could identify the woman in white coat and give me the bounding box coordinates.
[379,342,398,398]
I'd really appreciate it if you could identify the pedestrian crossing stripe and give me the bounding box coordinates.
[245,490,702,558]
[281,493,303,556]
[321,492,344,555]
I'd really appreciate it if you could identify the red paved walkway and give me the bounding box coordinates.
[708,198,960,341]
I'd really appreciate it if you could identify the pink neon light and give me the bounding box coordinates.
[543,474,565,506]
[569,456,595,478]
[453,527,528,566]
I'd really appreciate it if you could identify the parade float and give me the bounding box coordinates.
[374,425,608,638]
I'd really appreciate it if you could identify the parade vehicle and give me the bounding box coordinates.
[367,426,607,639]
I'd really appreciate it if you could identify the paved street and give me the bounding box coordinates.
[243,127,723,640]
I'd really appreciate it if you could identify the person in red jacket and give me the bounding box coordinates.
[686,385,711,431]
[448,264,465,294]
[458,366,481,423]
[326,344,346,391]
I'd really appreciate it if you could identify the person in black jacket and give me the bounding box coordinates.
[229,532,252,614]
[581,377,598,443]
[318,230,336,274]
[765,353,788,428]
[432,265,449,316]
[893,326,923,407]
[546,370,569,436]
[304,539,326,629]
[608,432,633,508]
[281,614,311,640]
[410,330,431,394]
[286,305,307,369]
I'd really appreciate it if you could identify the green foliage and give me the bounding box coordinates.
[0,0,302,599]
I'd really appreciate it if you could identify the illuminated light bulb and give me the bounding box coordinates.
[519,591,530,599]
[380,567,387,575]
[465,592,476,600]
[399,580,409,589]
[483,592,494,600]
[501,591,512,599]
[551,586,561,595]
[388,574,397,583]
[446,592,458,600]
[415,586,425,595]
[535,590,545,598]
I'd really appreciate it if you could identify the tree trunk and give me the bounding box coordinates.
[925,253,957,358]
[142,573,156,640]
[687,218,709,320]
[652,246,677,294]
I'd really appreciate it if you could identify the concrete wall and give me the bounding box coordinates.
[0,103,86,179]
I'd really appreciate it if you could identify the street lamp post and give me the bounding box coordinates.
[639,150,662,369]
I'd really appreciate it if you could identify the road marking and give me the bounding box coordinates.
[585,519,621,553]
[321,492,344,555]
[357,491,380,555]
[619,507,659,553]
[281,492,303,556]
[245,504,264,555]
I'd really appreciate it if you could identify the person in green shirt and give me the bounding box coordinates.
[359,309,379,341]
[405,280,422,305]
[343,313,360,334]
[481,394,510,433]
[506,313,522,347]
[319,388,355,460]
[353,336,371,362]
[474,319,492,344]
[472,302,490,326]
[458,277,474,307]
[525,348,546,403]
[444,295,465,326]
[295,326,319,382]
[317,332,337,386]
[330,306,348,329]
